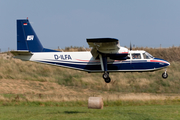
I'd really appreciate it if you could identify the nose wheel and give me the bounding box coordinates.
[162,72,168,79]
[162,68,168,79]
[103,72,111,83]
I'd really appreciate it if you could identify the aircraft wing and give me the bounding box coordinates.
[87,38,119,51]
[87,38,128,59]
[87,38,120,58]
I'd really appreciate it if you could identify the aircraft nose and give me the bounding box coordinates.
[153,58,170,67]
[165,61,170,66]
[160,60,170,67]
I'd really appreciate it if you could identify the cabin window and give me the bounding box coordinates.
[132,53,141,59]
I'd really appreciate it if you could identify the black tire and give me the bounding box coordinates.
[162,72,168,79]
[104,77,111,83]
[103,72,109,79]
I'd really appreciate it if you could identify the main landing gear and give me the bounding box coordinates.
[103,72,111,83]
[162,68,168,79]
[99,54,111,83]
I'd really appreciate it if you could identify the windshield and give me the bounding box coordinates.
[143,52,154,59]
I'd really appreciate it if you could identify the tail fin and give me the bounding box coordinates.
[17,19,58,52]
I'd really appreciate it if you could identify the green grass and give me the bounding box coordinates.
[0,105,180,120]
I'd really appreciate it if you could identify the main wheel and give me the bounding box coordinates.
[104,77,111,83]
[162,72,168,79]
[103,72,109,79]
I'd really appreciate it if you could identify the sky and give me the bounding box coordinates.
[1,0,180,52]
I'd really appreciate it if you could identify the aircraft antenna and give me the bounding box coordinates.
[130,42,132,51]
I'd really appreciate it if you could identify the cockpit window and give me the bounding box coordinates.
[132,53,141,59]
[143,53,150,59]
[143,52,154,59]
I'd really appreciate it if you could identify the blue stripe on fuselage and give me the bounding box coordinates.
[35,59,169,72]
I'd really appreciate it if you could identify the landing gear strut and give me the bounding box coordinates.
[103,72,111,83]
[162,68,168,79]
[99,54,111,83]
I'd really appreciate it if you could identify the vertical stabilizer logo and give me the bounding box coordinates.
[27,35,34,40]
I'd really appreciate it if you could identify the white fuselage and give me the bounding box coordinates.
[14,50,170,73]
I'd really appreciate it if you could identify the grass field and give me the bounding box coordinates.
[0,105,180,120]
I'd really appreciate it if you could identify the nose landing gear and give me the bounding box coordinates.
[162,68,168,79]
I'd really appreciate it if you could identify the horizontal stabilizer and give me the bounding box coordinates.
[11,50,33,56]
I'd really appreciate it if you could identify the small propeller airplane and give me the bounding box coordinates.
[11,18,170,83]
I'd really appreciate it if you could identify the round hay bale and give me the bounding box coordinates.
[88,97,103,109]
